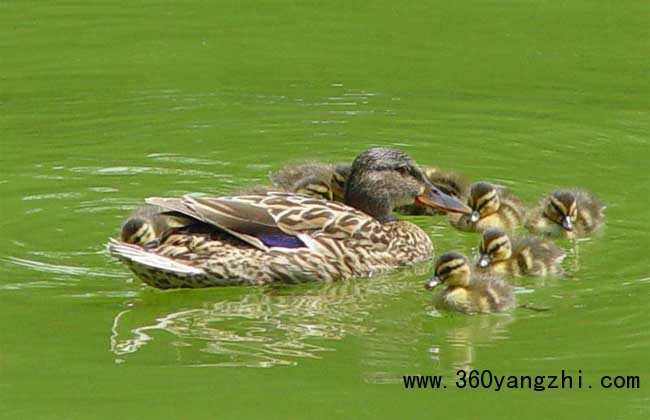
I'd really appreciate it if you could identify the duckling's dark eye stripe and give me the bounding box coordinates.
[476,195,496,211]
[551,201,566,216]
[488,241,505,254]
[437,262,465,277]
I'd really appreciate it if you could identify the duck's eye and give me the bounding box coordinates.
[397,166,410,177]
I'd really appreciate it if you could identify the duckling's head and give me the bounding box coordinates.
[477,228,512,268]
[121,217,157,246]
[425,252,472,289]
[344,148,471,222]
[467,182,500,223]
[293,176,334,201]
[544,190,578,232]
[331,163,351,201]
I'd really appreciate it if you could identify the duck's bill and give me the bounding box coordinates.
[477,255,490,268]
[416,187,471,215]
[424,277,442,290]
[561,217,574,231]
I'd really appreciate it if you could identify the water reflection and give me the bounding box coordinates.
[110,266,430,368]
[361,310,514,384]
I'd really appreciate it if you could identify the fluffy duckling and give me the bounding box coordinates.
[424,252,514,314]
[476,228,565,276]
[396,167,469,215]
[424,167,469,200]
[270,162,334,190]
[330,163,351,202]
[449,182,525,232]
[525,190,605,238]
[120,205,186,247]
[269,161,349,201]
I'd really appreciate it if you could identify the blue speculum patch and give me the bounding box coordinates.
[258,234,306,249]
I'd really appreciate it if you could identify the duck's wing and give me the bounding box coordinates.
[146,192,377,250]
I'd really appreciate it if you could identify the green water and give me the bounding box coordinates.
[2,1,648,418]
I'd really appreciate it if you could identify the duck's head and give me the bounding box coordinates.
[477,228,512,268]
[467,182,501,223]
[425,252,472,289]
[544,190,578,232]
[121,217,157,246]
[331,163,351,201]
[293,176,334,201]
[344,148,471,222]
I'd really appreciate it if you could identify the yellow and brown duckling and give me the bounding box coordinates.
[525,189,605,238]
[120,205,187,247]
[266,161,351,201]
[108,148,471,288]
[476,228,565,277]
[424,252,514,314]
[397,167,469,216]
[449,182,525,232]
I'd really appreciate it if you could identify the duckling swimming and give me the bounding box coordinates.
[330,163,351,202]
[424,252,514,314]
[449,182,525,232]
[477,228,565,277]
[120,205,186,247]
[269,161,347,201]
[525,189,605,238]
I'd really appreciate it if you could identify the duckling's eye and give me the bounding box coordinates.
[397,166,410,177]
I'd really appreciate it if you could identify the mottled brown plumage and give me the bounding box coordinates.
[476,228,565,277]
[425,252,514,314]
[108,148,471,288]
[525,189,605,238]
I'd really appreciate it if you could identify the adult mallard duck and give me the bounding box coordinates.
[108,148,471,289]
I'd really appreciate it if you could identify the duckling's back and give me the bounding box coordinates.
[575,191,606,234]
[511,236,566,276]
[437,274,514,314]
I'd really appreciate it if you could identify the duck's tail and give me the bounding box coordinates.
[107,238,202,275]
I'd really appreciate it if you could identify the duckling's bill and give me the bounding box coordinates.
[477,254,490,268]
[416,187,471,215]
[424,276,442,290]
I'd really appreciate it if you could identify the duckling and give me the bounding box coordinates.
[525,189,605,238]
[120,205,186,247]
[424,252,514,314]
[397,167,469,215]
[292,176,334,200]
[476,228,565,276]
[269,161,334,191]
[330,163,351,202]
[449,182,525,232]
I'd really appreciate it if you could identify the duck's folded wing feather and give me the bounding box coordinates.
[146,192,377,245]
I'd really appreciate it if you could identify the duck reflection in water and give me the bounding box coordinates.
[110,266,429,368]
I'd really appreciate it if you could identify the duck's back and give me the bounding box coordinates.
[109,192,434,288]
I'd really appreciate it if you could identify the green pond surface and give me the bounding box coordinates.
[1,1,649,418]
